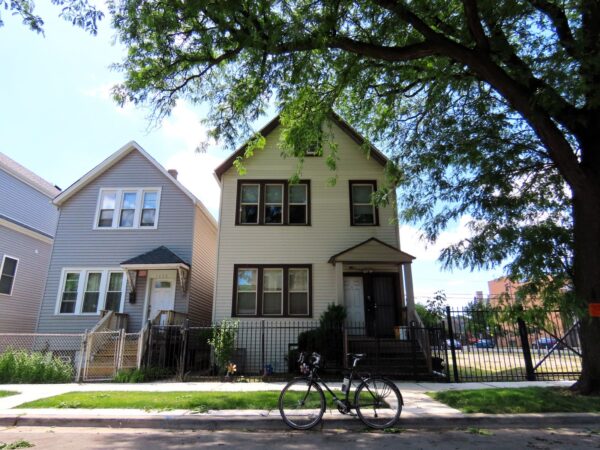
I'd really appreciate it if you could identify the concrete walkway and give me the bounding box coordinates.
[1,380,596,430]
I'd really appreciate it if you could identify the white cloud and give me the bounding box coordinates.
[80,82,135,117]
[161,102,214,153]
[399,215,475,262]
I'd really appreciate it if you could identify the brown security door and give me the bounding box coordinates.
[365,274,397,337]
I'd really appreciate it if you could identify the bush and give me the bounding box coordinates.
[0,349,72,383]
[208,320,239,375]
[112,367,173,383]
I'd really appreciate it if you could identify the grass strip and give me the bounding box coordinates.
[0,391,18,399]
[18,390,340,411]
[429,387,600,414]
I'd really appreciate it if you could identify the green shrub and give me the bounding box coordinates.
[208,320,239,375]
[0,349,72,383]
[112,367,172,383]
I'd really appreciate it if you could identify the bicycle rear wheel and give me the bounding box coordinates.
[278,378,326,430]
[354,377,402,429]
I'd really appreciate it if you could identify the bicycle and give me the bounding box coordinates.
[278,352,403,430]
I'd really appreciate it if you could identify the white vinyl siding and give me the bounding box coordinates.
[94,187,161,229]
[214,120,399,322]
[56,268,127,315]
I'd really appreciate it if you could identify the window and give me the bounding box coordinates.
[95,188,161,229]
[349,181,379,226]
[57,269,126,315]
[288,268,309,315]
[233,265,311,317]
[0,256,18,296]
[105,273,124,312]
[237,180,310,225]
[236,268,258,315]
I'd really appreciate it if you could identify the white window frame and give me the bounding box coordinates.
[351,183,376,226]
[236,268,258,316]
[93,188,162,230]
[55,268,127,315]
[262,268,284,316]
[0,255,19,296]
[239,184,260,225]
[288,268,310,316]
[264,184,284,225]
[288,183,308,225]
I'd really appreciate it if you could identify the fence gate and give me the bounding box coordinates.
[82,330,139,381]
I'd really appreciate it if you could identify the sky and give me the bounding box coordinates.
[0,3,504,307]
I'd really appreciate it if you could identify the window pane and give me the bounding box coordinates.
[241,185,259,203]
[61,273,79,314]
[289,205,306,224]
[353,205,375,224]
[60,296,76,314]
[64,273,80,293]
[86,273,102,291]
[122,192,137,209]
[264,205,282,224]
[263,269,282,291]
[237,269,257,291]
[289,184,306,203]
[265,185,283,203]
[82,292,100,313]
[263,292,282,315]
[101,192,116,209]
[120,209,135,227]
[143,192,157,209]
[98,210,113,227]
[140,209,156,226]
[2,258,17,276]
[241,205,258,224]
[289,269,308,291]
[154,280,171,289]
[108,273,123,291]
[0,277,12,294]
[289,293,309,315]
[105,292,121,312]
[352,185,373,203]
[237,292,256,315]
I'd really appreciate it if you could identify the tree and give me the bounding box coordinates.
[1,0,104,34]
[108,0,600,394]
[416,290,448,327]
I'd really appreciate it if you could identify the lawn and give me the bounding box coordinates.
[429,387,600,414]
[18,390,335,411]
[0,391,18,399]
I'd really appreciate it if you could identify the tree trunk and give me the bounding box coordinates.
[572,186,600,395]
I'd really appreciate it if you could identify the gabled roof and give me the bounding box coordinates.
[0,152,60,198]
[214,112,390,181]
[121,246,190,268]
[52,141,217,228]
[329,237,415,265]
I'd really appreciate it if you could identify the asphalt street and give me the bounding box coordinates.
[1,426,599,449]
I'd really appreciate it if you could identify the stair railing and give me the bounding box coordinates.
[409,309,433,373]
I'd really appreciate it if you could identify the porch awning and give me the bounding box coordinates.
[120,246,190,271]
[328,238,415,265]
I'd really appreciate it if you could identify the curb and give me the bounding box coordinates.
[1,413,599,430]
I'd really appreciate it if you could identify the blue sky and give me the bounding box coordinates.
[0,3,503,306]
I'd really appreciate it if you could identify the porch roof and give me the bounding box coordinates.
[328,238,415,265]
[120,246,190,270]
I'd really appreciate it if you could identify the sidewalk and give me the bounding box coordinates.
[1,380,597,430]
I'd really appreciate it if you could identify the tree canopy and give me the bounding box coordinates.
[108,0,600,392]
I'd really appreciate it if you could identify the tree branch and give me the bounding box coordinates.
[527,0,578,58]
[462,0,490,51]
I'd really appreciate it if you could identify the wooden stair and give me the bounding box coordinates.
[84,334,139,380]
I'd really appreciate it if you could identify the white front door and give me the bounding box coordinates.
[344,276,365,324]
[148,271,176,324]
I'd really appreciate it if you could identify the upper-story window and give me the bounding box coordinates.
[0,256,18,296]
[236,180,310,226]
[349,181,379,226]
[95,188,161,229]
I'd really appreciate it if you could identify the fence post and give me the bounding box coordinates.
[517,315,536,381]
[145,320,153,368]
[77,330,88,382]
[342,325,348,370]
[446,306,460,383]
[260,320,265,375]
[179,319,190,380]
[410,320,417,381]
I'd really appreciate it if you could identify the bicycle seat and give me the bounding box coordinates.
[348,353,366,360]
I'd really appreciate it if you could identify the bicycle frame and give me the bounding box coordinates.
[305,361,368,412]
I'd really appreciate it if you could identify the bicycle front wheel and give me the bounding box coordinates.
[278,378,326,430]
[355,377,402,429]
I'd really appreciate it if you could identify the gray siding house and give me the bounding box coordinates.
[36,142,217,334]
[0,153,60,333]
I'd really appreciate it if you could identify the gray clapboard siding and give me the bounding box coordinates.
[0,225,53,333]
[188,205,218,325]
[36,150,196,333]
[0,169,59,237]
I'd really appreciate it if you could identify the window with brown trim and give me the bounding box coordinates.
[236,180,310,225]
[233,265,312,317]
[349,180,379,226]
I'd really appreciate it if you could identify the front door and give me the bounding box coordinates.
[148,271,176,324]
[344,277,366,330]
[368,275,396,338]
